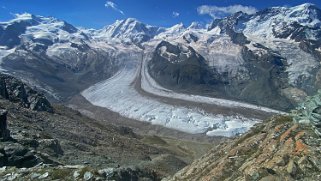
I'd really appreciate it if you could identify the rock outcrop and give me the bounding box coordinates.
[1,142,40,168]
[0,74,53,112]
[0,109,10,141]
[167,91,321,181]
[293,90,321,136]
[148,41,223,89]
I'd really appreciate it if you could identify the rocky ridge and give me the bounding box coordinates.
[167,92,321,181]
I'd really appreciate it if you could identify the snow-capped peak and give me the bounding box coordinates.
[0,13,42,27]
[0,12,88,51]
[256,3,321,28]
[286,3,321,27]
[154,23,186,40]
[292,3,318,10]
[14,13,34,21]
[187,22,204,30]
[168,23,185,31]
[92,18,164,44]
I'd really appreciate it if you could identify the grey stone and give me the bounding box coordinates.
[286,160,297,175]
[30,172,42,179]
[5,173,20,181]
[73,170,80,178]
[84,171,93,181]
[98,168,114,178]
[38,172,49,179]
[0,166,6,173]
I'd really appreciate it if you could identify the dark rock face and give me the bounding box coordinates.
[0,109,10,140]
[239,46,294,110]
[3,143,39,168]
[148,41,295,110]
[0,19,38,48]
[208,12,250,46]
[0,73,53,112]
[148,41,223,89]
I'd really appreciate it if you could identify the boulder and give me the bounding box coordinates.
[98,168,114,178]
[37,139,63,156]
[4,143,39,168]
[83,171,93,181]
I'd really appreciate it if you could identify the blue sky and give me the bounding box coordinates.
[0,0,320,28]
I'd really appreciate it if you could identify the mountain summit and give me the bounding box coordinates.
[92,18,165,44]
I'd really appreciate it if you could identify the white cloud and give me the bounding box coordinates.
[197,5,257,19]
[105,1,125,15]
[172,11,180,18]
[1,6,6,9]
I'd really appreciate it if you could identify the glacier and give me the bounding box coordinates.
[81,51,284,137]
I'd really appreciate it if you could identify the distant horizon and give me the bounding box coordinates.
[0,0,320,29]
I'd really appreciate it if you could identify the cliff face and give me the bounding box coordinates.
[167,91,321,181]
[0,73,53,112]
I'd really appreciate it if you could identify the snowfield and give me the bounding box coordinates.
[82,56,273,137]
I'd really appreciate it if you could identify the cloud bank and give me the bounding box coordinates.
[197,5,257,19]
[105,1,125,15]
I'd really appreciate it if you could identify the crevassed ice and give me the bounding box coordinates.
[82,59,259,137]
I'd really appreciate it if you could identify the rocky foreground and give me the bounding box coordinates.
[167,97,321,180]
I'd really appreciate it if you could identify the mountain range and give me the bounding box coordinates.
[0,3,321,180]
[0,3,320,111]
